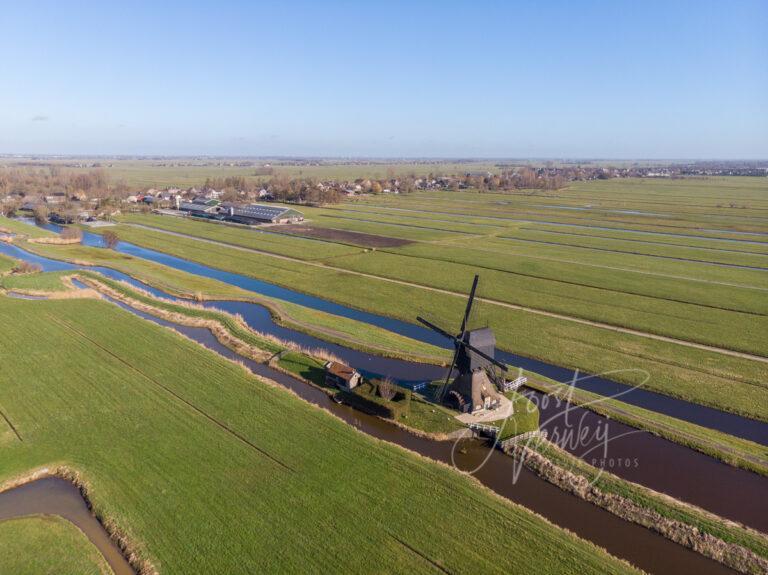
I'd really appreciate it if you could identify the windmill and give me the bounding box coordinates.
[417,275,507,413]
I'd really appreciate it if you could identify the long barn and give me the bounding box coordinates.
[221,203,304,224]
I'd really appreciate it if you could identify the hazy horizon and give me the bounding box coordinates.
[2,0,766,158]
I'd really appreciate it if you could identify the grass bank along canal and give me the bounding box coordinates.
[0,477,135,575]
[3,237,768,533]
[27,221,768,444]
[88,293,739,575]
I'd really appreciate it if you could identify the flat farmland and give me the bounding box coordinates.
[0,295,635,574]
[93,177,768,420]
[351,180,768,241]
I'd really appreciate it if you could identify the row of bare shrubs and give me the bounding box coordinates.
[506,442,768,575]
[77,275,344,367]
[11,261,42,274]
[28,226,83,244]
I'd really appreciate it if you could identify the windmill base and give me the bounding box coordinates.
[449,369,504,413]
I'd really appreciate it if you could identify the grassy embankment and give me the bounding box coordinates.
[0,216,59,238]
[0,294,636,574]
[0,253,15,274]
[1,269,74,291]
[0,516,111,575]
[76,221,768,422]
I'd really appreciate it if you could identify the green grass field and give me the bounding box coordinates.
[0,515,110,575]
[0,253,15,274]
[1,269,73,292]
[0,294,636,574]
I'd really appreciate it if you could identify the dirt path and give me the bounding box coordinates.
[123,223,768,364]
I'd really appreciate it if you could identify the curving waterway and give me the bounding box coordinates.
[0,477,135,575]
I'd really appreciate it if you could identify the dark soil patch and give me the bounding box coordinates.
[275,225,413,248]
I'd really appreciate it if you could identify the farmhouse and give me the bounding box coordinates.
[220,203,304,225]
[324,361,361,390]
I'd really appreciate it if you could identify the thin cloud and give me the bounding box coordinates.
[31,115,50,122]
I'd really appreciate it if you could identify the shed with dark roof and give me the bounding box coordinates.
[221,203,304,224]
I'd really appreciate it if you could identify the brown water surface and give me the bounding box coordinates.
[0,477,134,575]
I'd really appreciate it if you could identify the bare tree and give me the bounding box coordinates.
[61,226,83,242]
[12,261,42,274]
[102,230,119,249]
[379,377,396,401]
[33,205,49,225]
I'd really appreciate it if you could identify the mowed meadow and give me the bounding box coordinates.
[0,295,636,574]
[103,177,768,421]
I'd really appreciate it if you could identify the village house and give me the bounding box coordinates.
[44,192,67,204]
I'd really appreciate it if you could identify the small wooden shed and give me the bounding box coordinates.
[324,361,362,390]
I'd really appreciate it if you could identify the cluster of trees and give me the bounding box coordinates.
[266,175,343,204]
[0,166,114,199]
[61,226,83,242]
[464,169,567,191]
[102,230,119,249]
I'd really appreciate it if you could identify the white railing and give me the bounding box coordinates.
[499,376,527,392]
[467,423,501,437]
[498,430,547,450]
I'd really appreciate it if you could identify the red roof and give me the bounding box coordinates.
[325,361,357,382]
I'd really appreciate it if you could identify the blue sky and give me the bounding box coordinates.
[1,0,766,158]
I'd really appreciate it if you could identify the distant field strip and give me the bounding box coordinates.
[516,227,768,256]
[351,203,768,243]
[95,224,768,361]
[494,235,768,270]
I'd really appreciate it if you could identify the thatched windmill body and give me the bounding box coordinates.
[417,275,507,413]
